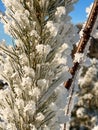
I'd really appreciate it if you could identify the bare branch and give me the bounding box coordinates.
[64,0,98,90]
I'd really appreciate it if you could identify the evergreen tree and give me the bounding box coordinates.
[0,0,79,129]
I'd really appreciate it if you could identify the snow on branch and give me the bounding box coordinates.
[64,0,98,90]
[0,0,79,129]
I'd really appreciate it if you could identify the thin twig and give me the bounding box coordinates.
[63,70,78,130]
[63,87,74,130]
[64,0,98,89]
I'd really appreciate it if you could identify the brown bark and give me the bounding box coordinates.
[64,0,98,90]
[64,1,98,129]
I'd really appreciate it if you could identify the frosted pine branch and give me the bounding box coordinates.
[0,0,79,129]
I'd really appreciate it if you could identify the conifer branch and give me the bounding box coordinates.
[64,0,98,90]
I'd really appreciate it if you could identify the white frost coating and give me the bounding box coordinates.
[74,53,84,63]
[37,79,47,88]
[55,6,66,17]
[86,3,93,17]
[24,101,36,114]
[46,21,59,36]
[21,77,32,86]
[76,107,86,118]
[92,126,98,130]
[30,30,40,38]
[23,66,35,77]
[36,44,51,55]
[0,0,79,129]
[35,113,45,121]
[15,99,24,109]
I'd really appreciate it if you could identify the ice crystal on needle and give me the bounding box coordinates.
[0,0,79,129]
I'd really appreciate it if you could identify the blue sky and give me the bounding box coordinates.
[0,0,5,12]
[0,0,12,44]
[70,0,94,23]
[0,0,94,44]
